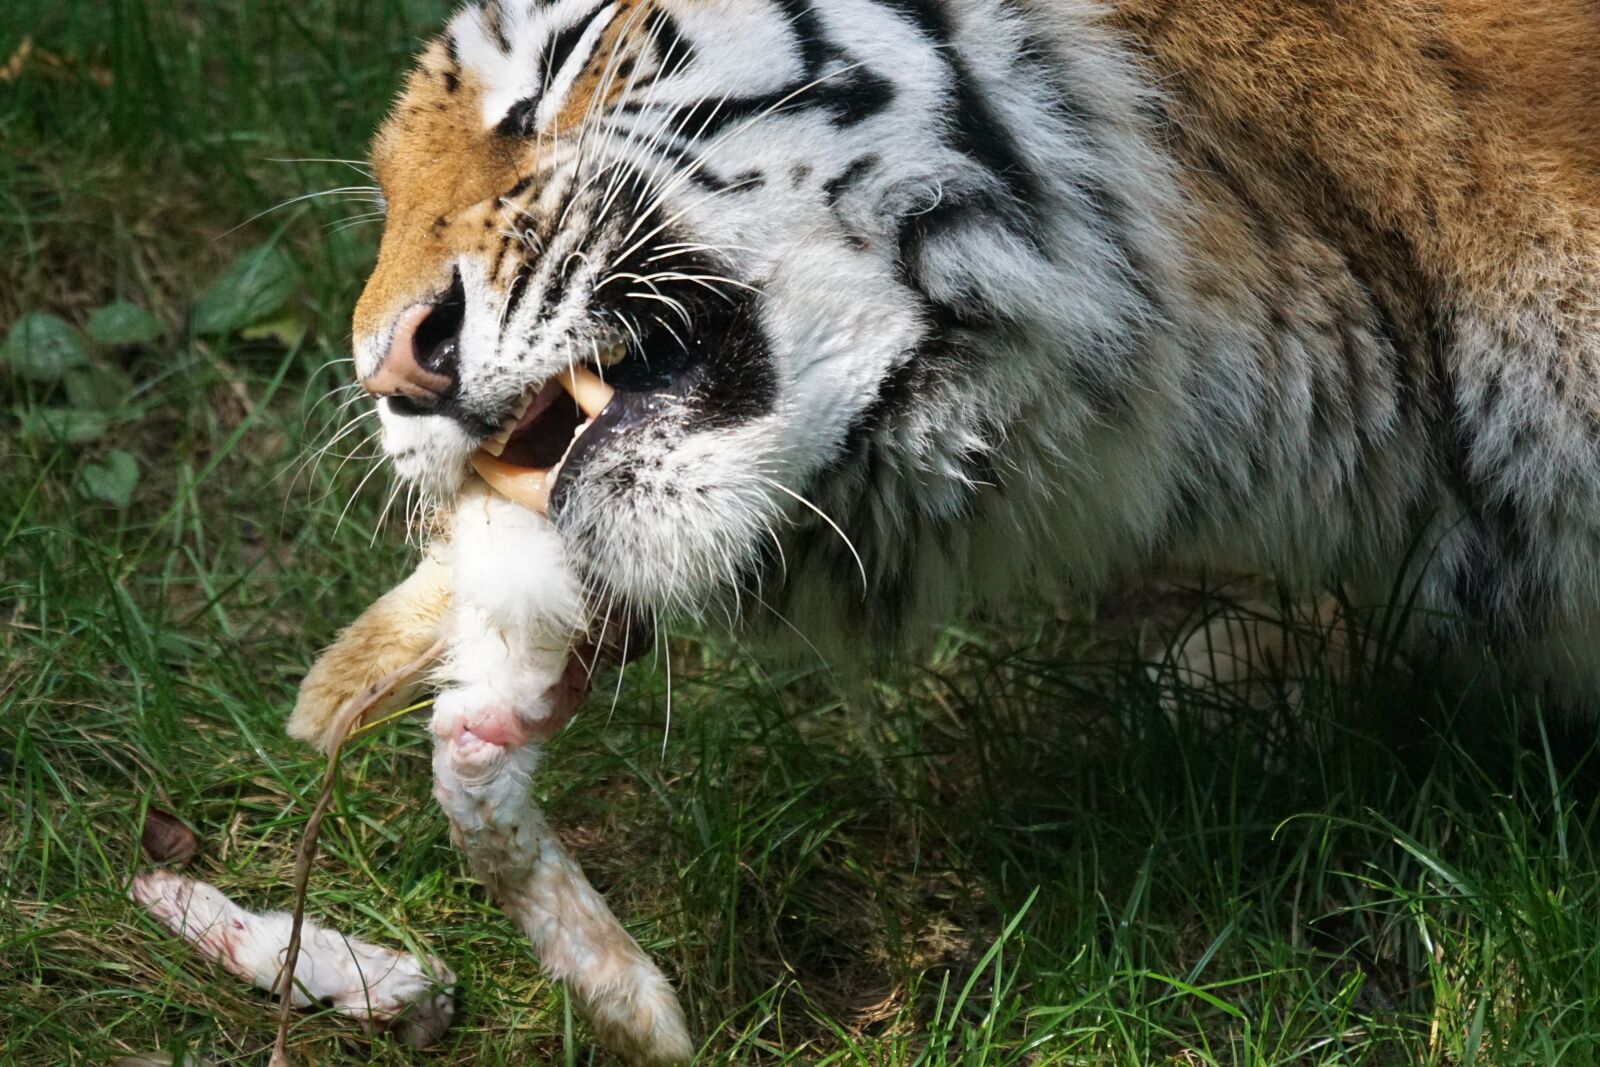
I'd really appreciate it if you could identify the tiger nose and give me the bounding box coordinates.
[362,286,465,414]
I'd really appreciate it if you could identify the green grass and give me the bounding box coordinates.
[6,4,1600,1064]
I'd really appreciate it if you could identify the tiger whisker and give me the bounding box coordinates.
[266,156,376,179]
[221,186,384,239]
[335,456,391,537]
[757,475,870,597]
[371,475,406,546]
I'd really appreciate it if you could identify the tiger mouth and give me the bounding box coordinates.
[469,346,622,514]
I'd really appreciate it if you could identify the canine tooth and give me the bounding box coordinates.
[472,452,550,515]
[558,365,615,418]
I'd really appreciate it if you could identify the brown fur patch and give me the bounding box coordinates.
[288,552,452,753]
[1110,0,1600,307]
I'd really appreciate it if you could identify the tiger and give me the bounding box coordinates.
[340,0,1600,739]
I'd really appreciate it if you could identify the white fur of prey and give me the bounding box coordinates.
[149,480,689,1064]
[431,481,694,1064]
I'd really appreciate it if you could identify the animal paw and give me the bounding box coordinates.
[131,870,457,1047]
[129,870,243,969]
[583,969,696,1067]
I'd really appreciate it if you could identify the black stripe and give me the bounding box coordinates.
[483,1,511,53]
[1062,174,1162,315]
[881,0,1043,239]
[495,7,610,139]
[492,159,551,277]
[894,193,1007,330]
[542,246,584,321]
[643,9,694,80]
[598,115,737,191]
[846,358,922,451]
[545,7,607,86]
[629,0,894,142]
[815,66,895,126]
[633,59,894,143]
[497,96,540,138]
[823,155,878,205]
[491,230,516,278]
[503,263,534,325]
[772,0,831,71]
[944,59,1041,236]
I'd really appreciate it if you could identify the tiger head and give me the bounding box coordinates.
[351,0,1158,628]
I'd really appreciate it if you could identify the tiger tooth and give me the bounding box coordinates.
[513,390,536,419]
[597,343,626,367]
[480,417,516,456]
[558,364,615,418]
[472,451,550,515]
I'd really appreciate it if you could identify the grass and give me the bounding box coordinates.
[5,3,1600,1064]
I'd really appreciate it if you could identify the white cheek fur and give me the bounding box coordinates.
[378,399,474,499]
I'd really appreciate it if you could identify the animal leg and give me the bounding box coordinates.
[289,551,452,754]
[129,869,455,1048]
[430,698,694,1066]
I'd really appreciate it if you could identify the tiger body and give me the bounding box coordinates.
[350,0,1600,708]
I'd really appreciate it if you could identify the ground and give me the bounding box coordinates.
[5,3,1600,1064]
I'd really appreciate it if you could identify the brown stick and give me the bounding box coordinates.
[269,638,447,1067]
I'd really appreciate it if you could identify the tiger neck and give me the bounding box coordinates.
[773,0,1441,652]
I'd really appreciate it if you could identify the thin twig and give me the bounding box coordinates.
[269,638,447,1067]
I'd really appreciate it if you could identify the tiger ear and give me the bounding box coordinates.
[288,552,454,754]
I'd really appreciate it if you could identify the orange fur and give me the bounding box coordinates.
[356,44,522,343]
[556,0,649,129]
[288,552,452,753]
[357,3,650,340]
[1111,0,1600,354]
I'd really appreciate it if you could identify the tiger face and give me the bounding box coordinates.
[354,0,950,620]
[353,0,1202,648]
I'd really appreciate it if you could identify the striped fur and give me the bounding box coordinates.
[353,0,1600,707]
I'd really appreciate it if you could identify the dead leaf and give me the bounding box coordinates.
[0,36,113,86]
[1,37,32,82]
[140,809,199,865]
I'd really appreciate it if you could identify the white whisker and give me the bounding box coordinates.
[759,476,869,597]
